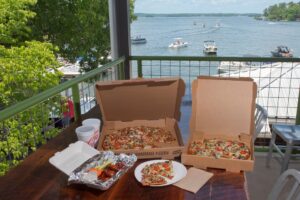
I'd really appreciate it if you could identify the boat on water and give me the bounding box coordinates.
[271,46,293,58]
[168,38,188,48]
[203,40,217,55]
[218,61,250,73]
[131,36,147,44]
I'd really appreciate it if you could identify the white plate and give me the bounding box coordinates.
[134,160,187,186]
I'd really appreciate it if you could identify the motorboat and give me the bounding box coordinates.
[215,23,220,28]
[218,61,250,73]
[203,40,217,55]
[131,36,147,44]
[271,46,293,58]
[168,38,188,48]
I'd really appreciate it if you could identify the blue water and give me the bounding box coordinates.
[131,16,300,57]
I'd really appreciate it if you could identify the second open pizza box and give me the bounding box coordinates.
[95,78,185,159]
[181,76,257,172]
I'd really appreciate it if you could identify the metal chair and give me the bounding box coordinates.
[267,169,300,200]
[266,124,300,173]
[254,104,268,142]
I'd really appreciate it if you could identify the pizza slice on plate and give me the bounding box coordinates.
[141,174,167,186]
[141,161,174,186]
[160,160,174,179]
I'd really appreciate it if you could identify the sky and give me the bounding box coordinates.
[135,0,294,14]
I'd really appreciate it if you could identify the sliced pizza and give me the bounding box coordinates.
[188,139,250,160]
[141,161,174,186]
[102,126,176,151]
[141,175,167,186]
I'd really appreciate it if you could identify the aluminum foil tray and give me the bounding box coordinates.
[68,151,137,190]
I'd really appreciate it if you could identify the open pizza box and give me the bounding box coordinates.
[181,76,257,172]
[95,77,185,159]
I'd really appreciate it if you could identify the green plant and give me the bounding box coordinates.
[0,105,61,175]
[263,2,300,21]
[0,0,62,175]
[30,0,137,72]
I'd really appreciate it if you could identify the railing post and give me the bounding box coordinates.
[138,59,143,78]
[72,84,81,121]
[296,89,300,125]
[117,64,121,80]
[118,62,125,80]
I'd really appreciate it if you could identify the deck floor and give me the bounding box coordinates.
[246,153,300,200]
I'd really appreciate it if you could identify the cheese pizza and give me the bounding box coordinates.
[102,126,176,150]
[188,139,250,160]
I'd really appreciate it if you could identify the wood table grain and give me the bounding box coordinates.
[0,107,248,200]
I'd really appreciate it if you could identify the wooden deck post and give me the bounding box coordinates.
[109,0,131,79]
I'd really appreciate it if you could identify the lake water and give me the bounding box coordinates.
[131,16,300,57]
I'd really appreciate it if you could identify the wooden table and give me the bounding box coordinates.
[0,107,249,200]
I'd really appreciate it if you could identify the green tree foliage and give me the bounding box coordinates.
[264,1,300,21]
[0,0,62,175]
[0,104,61,176]
[30,0,109,71]
[0,0,62,107]
[0,41,61,106]
[0,0,37,47]
[30,0,136,72]
[130,0,138,21]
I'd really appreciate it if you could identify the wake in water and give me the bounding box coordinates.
[161,26,221,38]
[200,26,220,34]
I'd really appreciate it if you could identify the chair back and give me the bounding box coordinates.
[254,104,268,142]
[268,169,300,200]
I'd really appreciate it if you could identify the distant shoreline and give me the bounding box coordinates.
[135,13,260,17]
[254,15,300,22]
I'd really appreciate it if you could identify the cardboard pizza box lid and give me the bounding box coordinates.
[95,78,185,122]
[190,76,257,138]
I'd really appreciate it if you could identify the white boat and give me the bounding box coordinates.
[131,35,147,44]
[218,61,250,73]
[168,38,188,48]
[203,40,217,55]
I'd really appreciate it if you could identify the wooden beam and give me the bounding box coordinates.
[109,0,131,79]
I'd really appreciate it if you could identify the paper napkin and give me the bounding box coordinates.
[173,167,213,193]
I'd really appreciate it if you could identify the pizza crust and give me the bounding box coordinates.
[141,175,167,186]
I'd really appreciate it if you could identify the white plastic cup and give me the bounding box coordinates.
[75,126,95,147]
[82,118,101,147]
